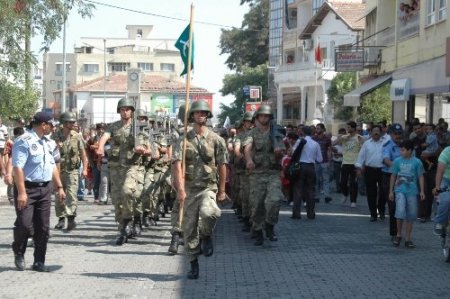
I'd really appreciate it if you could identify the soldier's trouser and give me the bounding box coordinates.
[182,187,221,258]
[232,171,241,208]
[170,199,181,235]
[240,172,251,218]
[55,170,79,218]
[121,166,145,220]
[109,165,126,227]
[149,171,164,218]
[249,172,283,231]
[141,169,155,214]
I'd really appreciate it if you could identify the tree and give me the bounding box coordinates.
[218,0,269,122]
[359,84,391,123]
[0,78,39,121]
[217,64,267,125]
[327,72,356,121]
[0,0,94,82]
[219,0,269,72]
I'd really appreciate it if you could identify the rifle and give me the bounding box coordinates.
[269,120,284,149]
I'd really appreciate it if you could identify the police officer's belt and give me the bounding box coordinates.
[25,181,50,188]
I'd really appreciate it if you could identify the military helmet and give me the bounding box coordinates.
[255,104,273,119]
[135,109,148,119]
[234,120,243,129]
[116,97,135,113]
[59,112,77,123]
[177,104,186,122]
[188,101,213,120]
[243,111,254,121]
[147,112,157,122]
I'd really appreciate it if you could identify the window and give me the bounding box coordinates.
[107,48,115,54]
[138,62,154,72]
[109,62,129,72]
[427,0,447,25]
[285,50,295,64]
[55,63,70,76]
[57,81,62,90]
[160,63,175,72]
[83,64,99,73]
[137,29,143,37]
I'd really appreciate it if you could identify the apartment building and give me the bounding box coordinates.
[43,25,183,115]
[271,0,365,125]
[348,0,450,124]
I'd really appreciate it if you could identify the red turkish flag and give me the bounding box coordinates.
[315,42,322,64]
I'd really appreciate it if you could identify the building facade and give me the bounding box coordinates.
[272,0,365,126]
[43,25,183,116]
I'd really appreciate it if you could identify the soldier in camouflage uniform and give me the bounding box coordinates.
[243,105,285,246]
[234,111,254,232]
[96,98,151,245]
[168,105,187,254]
[172,101,228,279]
[53,112,88,231]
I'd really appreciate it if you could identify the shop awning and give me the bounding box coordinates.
[343,74,392,106]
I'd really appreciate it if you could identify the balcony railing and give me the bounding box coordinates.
[398,12,419,40]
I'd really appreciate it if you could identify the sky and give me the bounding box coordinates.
[31,0,249,118]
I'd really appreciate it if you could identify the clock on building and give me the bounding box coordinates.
[129,72,139,81]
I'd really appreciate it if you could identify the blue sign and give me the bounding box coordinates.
[242,86,250,97]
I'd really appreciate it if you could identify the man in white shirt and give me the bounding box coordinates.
[0,117,9,157]
[291,126,323,220]
[355,125,385,222]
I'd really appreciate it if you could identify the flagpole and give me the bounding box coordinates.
[179,3,195,228]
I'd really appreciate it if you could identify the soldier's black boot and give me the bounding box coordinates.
[201,236,214,257]
[265,222,278,242]
[254,230,264,246]
[187,259,199,279]
[168,232,180,254]
[133,217,142,237]
[142,212,150,228]
[66,216,77,231]
[54,217,65,230]
[125,219,134,238]
[116,219,131,245]
[242,217,251,232]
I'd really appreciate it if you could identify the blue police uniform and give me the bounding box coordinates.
[12,122,57,270]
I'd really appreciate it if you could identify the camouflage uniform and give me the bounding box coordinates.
[105,121,147,231]
[53,130,85,219]
[172,128,228,258]
[235,130,251,228]
[243,126,285,243]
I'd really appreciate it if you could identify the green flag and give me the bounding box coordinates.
[175,25,194,76]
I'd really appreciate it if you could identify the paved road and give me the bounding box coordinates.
[1,187,450,298]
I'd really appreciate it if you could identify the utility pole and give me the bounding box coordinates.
[61,0,67,114]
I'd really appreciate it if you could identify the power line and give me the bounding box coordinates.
[85,0,240,30]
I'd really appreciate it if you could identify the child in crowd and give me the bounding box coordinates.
[389,140,425,248]
[420,123,439,170]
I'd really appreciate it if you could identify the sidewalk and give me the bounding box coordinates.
[0,191,450,298]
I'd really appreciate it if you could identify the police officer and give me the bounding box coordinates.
[96,98,151,245]
[12,112,66,272]
[52,112,88,231]
[172,101,228,279]
[244,105,285,246]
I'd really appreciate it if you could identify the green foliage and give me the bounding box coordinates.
[359,84,391,123]
[219,0,269,72]
[217,64,267,125]
[0,0,95,82]
[327,72,356,121]
[0,78,39,120]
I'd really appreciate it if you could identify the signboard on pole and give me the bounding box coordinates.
[335,50,364,72]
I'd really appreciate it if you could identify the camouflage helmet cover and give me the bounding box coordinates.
[188,100,213,120]
[59,111,77,123]
[116,97,135,113]
[135,109,148,119]
[243,111,254,121]
[177,104,186,122]
[255,104,273,119]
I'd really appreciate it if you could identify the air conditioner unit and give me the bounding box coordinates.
[303,39,313,50]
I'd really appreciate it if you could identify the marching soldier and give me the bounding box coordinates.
[172,101,228,279]
[96,98,151,245]
[168,105,187,254]
[234,111,254,232]
[53,112,88,231]
[243,105,285,246]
